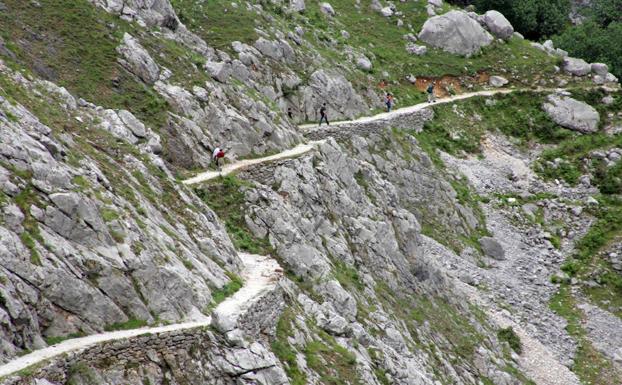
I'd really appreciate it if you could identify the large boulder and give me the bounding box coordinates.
[356,56,373,71]
[116,33,160,84]
[489,75,508,87]
[543,95,600,133]
[289,0,305,13]
[563,57,591,76]
[418,10,494,56]
[479,237,505,260]
[591,63,609,76]
[320,2,335,16]
[483,10,514,39]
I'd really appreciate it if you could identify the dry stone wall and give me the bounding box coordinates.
[305,107,434,142]
[1,285,287,385]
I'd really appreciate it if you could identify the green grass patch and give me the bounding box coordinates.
[104,318,148,331]
[304,329,361,385]
[195,175,274,255]
[210,272,243,306]
[45,332,85,346]
[271,307,307,385]
[497,327,522,354]
[0,0,169,128]
[550,285,622,385]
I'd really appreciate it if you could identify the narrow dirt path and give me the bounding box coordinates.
[183,140,326,185]
[0,254,282,379]
[183,89,518,185]
[298,88,514,130]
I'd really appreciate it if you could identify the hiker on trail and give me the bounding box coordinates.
[319,103,329,126]
[379,79,387,89]
[287,107,293,120]
[427,81,436,103]
[385,93,394,112]
[212,146,225,171]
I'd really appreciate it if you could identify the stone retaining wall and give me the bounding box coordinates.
[305,107,434,141]
[2,284,287,385]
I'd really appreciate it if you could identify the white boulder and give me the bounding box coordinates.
[418,10,494,56]
[483,10,514,39]
[320,2,335,16]
[543,94,600,133]
[289,0,305,13]
[563,57,591,76]
[489,75,509,87]
[356,56,373,71]
[591,63,608,76]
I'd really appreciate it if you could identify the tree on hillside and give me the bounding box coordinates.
[474,0,571,39]
[554,20,622,78]
[592,0,622,26]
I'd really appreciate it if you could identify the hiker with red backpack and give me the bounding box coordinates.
[212,146,225,171]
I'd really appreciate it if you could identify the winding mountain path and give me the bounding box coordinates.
[184,88,516,185]
[0,253,282,379]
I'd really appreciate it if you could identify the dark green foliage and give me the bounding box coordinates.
[554,21,622,79]
[592,0,622,27]
[497,327,522,353]
[474,0,571,39]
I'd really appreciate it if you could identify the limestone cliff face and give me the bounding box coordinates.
[0,61,240,362]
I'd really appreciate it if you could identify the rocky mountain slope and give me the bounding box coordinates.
[0,0,621,385]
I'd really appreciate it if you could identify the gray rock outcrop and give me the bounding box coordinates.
[479,237,505,260]
[116,33,160,84]
[563,57,591,76]
[543,94,600,133]
[419,10,494,56]
[483,10,514,39]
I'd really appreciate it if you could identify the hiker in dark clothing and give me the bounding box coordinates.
[427,81,436,103]
[287,107,293,120]
[319,103,329,126]
[385,93,394,112]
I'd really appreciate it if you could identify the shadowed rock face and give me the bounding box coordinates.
[418,10,494,56]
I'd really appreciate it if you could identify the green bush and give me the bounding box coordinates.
[475,0,570,39]
[554,21,622,79]
[497,327,522,354]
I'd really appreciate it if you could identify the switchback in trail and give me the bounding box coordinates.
[0,254,282,379]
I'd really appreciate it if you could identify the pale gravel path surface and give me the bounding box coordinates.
[0,253,282,379]
[183,140,326,185]
[184,86,616,185]
[298,88,514,130]
[184,89,524,185]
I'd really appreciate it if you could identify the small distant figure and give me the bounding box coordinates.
[319,103,329,126]
[385,93,394,112]
[378,79,387,89]
[287,107,293,120]
[427,81,436,103]
[212,146,225,171]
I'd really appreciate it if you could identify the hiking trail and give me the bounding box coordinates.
[184,88,517,185]
[0,253,282,379]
